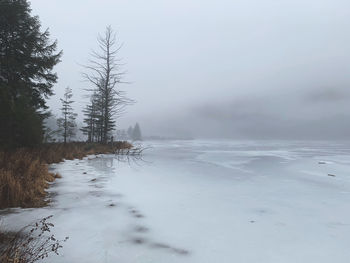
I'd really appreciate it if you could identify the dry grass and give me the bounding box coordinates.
[0,150,54,209]
[0,216,68,263]
[0,141,132,209]
[37,141,132,164]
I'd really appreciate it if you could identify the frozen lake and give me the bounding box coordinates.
[2,140,350,262]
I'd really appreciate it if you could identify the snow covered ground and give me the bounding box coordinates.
[1,140,350,263]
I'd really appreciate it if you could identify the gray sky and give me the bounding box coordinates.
[30,0,350,139]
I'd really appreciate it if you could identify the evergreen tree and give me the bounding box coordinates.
[127,126,133,139]
[81,92,102,142]
[81,104,94,142]
[121,129,127,140]
[0,0,62,148]
[57,87,77,143]
[132,123,142,141]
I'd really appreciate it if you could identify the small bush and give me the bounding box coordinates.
[0,216,68,263]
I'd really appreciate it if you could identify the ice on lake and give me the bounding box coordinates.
[1,140,350,263]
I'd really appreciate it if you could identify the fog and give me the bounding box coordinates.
[30,0,350,139]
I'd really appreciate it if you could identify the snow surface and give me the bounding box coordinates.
[1,140,350,263]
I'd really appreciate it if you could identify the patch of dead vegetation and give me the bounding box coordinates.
[0,216,68,263]
[0,141,132,209]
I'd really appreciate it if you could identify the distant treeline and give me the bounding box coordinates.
[116,123,142,141]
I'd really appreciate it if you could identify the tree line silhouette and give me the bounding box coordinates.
[0,0,132,147]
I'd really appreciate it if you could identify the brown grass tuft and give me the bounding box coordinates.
[0,150,50,208]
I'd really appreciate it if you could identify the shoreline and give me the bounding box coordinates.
[0,141,132,209]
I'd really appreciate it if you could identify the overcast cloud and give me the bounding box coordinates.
[30,0,350,139]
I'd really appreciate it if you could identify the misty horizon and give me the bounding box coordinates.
[30,0,350,140]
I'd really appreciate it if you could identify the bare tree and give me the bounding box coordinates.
[83,26,132,144]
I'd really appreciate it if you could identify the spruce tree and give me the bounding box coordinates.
[132,123,142,141]
[0,0,62,147]
[81,103,95,143]
[127,126,133,139]
[81,92,102,142]
[57,87,77,143]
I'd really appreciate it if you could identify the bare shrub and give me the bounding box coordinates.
[114,144,150,165]
[0,216,68,263]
